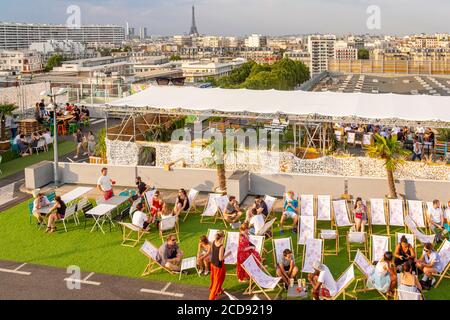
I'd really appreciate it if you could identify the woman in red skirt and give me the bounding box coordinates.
[237,222,262,282]
[209,230,230,300]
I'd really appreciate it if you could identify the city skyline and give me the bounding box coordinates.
[0,0,449,37]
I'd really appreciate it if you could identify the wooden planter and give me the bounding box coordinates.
[0,140,10,151]
[89,156,107,164]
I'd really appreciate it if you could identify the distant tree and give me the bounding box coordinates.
[358,48,370,60]
[44,54,63,72]
[169,54,182,61]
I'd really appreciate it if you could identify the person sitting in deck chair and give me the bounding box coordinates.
[416,243,443,289]
[367,251,397,298]
[173,189,189,217]
[248,208,265,236]
[394,235,416,272]
[132,203,151,230]
[276,248,299,288]
[352,197,368,232]
[32,193,51,226]
[428,200,447,241]
[157,235,184,272]
[197,235,211,276]
[399,261,422,294]
[309,261,337,300]
[246,195,268,221]
[280,191,299,234]
[224,196,243,224]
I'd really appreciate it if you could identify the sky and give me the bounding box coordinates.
[0,0,449,36]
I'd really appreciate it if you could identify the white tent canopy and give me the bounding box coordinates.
[108,86,450,125]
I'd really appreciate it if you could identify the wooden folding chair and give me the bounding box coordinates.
[118,222,149,247]
[396,289,422,300]
[301,238,324,279]
[200,193,220,224]
[300,194,314,216]
[273,237,294,269]
[144,189,157,213]
[263,195,277,222]
[322,265,357,300]
[159,216,179,243]
[317,195,338,256]
[368,198,388,235]
[215,195,231,228]
[224,231,239,275]
[241,254,283,300]
[395,233,416,250]
[297,215,315,254]
[352,249,387,299]
[434,239,450,288]
[140,240,175,276]
[332,200,353,228]
[346,231,368,262]
[370,234,391,263]
[388,199,406,235]
[256,218,276,255]
[181,189,199,222]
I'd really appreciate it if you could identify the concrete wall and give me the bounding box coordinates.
[24,161,54,190]
[24,161,450,201]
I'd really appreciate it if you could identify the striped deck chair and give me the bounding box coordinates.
[241,254,283,300]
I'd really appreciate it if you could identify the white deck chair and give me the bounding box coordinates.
[256,218,276,254]
[396,289,422,300]
[224,231,240,266]
[353,249,387,299]
[263,195,277,220]
[224,291,261,301]
[179,256,200,280]
[215,195,231,228]
[317,195,338,255]
[301,238,324,277]
[369,198,387,234]
[241,254,283,300]
[249,235,265,257]
[297,215,315,253]
[396,233,416,249]
[273,237,294,269]
[323,265,357,300]
[434,239,450,288]
[371,235,390,263]
[407,200,426,230]
[140,240,175,276]
[182,189,199,222]
[300,194,314,216]
[159,215,179,243]
[404,215,435,245]
[332,200,352,227]
[388,199,405,234]
[118,222,149,247]
[346,231,368,262]
[144,189,157,211]
[207,229,220,243]
[200,193,220,224]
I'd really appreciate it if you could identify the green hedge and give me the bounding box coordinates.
[0,150,20,163]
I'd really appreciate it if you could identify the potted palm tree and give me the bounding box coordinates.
[0,104,18,151]
[202,137,234,194]
[366,134,411,199]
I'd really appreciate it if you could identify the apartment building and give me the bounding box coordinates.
[181,58,246,83]
[0,22,125,49]
[0,50,44,74]
[307,35,336,76]
[245,34,268,48]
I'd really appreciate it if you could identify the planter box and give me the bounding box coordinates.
[89,156,106,164]
[0,140,10,151]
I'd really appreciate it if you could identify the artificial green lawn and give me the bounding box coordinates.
[0,141,76,178]
[0,200,448,300]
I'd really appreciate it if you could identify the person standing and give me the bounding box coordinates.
[412,137,422,161]
[87,131,96,156]
[209,231,231,300]
[9,115,18,138]
[73,128,87,159]
[97,167,115,201]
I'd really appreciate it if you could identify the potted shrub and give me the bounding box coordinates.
[0,104,17,151]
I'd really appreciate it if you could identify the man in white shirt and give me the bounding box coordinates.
[428,200,444,235]
[33,193,51,225]
[132,203,150,230]
[249,208,265,235]
[97,167,115,201]
[309,261,337,300]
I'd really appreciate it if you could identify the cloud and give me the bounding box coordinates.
[0,0,449,35]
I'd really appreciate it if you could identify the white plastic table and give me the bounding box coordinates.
[86,204,117,234]
[61,187,92,204]
[179,256,199,280]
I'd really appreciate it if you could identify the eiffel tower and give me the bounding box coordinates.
[189,5,199,36]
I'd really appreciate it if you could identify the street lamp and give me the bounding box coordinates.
[40,87,68,187]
